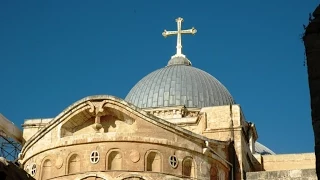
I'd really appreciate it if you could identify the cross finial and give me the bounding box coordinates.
[162,17,197,58]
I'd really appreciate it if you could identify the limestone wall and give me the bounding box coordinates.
[200,104,255,180]
[246,169,317,180]
[22,118,52,142]
[20,97,231,180]
[261,153,315,171]
[22,139,229,180]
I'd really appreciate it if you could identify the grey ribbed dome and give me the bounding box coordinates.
[125,61,235,109]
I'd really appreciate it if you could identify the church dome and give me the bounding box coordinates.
[125,57,234,109]
[125,17,234,109]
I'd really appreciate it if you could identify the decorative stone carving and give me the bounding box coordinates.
[86,101,106,132]
[89,100,124,131]
[145,106,204,121]
[55,156,63,169]
[146,107,189,119]
[185,111,199,117]
[129,150,140,163]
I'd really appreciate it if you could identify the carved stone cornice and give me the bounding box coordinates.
[144,106,201,120]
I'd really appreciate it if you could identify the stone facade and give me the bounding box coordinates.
[20,96,232,180]
[18,95,317,179]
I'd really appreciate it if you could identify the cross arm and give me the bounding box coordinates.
[162,30,177,37]
[181,27,197,35]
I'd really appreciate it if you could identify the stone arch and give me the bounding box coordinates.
[40,158,53,180]
[145,150,162,172]
[210,165,218,180]
[122,177,146,180]
[67,153,81,174]
[106,149,123,170]
[218,167,226,180]
[75,172,112,180]
[58,104,95,138]
[182,157,196,178]
[116,173,151,180]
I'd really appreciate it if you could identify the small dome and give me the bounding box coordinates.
[125,61,234,109]
[126,17,234,109]
[255,142,275,155]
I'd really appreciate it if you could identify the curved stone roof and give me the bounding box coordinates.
[125,60,235,109]
[255,142,275,155]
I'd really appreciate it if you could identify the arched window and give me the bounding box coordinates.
[218,167,226,180]
[41,159,52,180]
[68,154,80,174]
[182,157,195,178]
[107,151,122,170]
[210,165,218,180]
[146,151,161,172]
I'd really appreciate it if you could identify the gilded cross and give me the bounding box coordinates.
[162,17,197,57]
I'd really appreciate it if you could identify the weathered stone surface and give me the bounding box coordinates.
[261,153,315,171]
[18,95,317,180]
[20,96,231,180]
[247,169,317,180]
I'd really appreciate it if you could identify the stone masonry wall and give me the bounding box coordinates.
[246,169,317,180]
[262,153,315,171]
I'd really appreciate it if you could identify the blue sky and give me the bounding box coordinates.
[0,0,318,154]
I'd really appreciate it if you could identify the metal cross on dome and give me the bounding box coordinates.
[162,17,197,58]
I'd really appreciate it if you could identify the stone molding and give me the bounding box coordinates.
[144,106,201,118]
[74,172,112,180]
